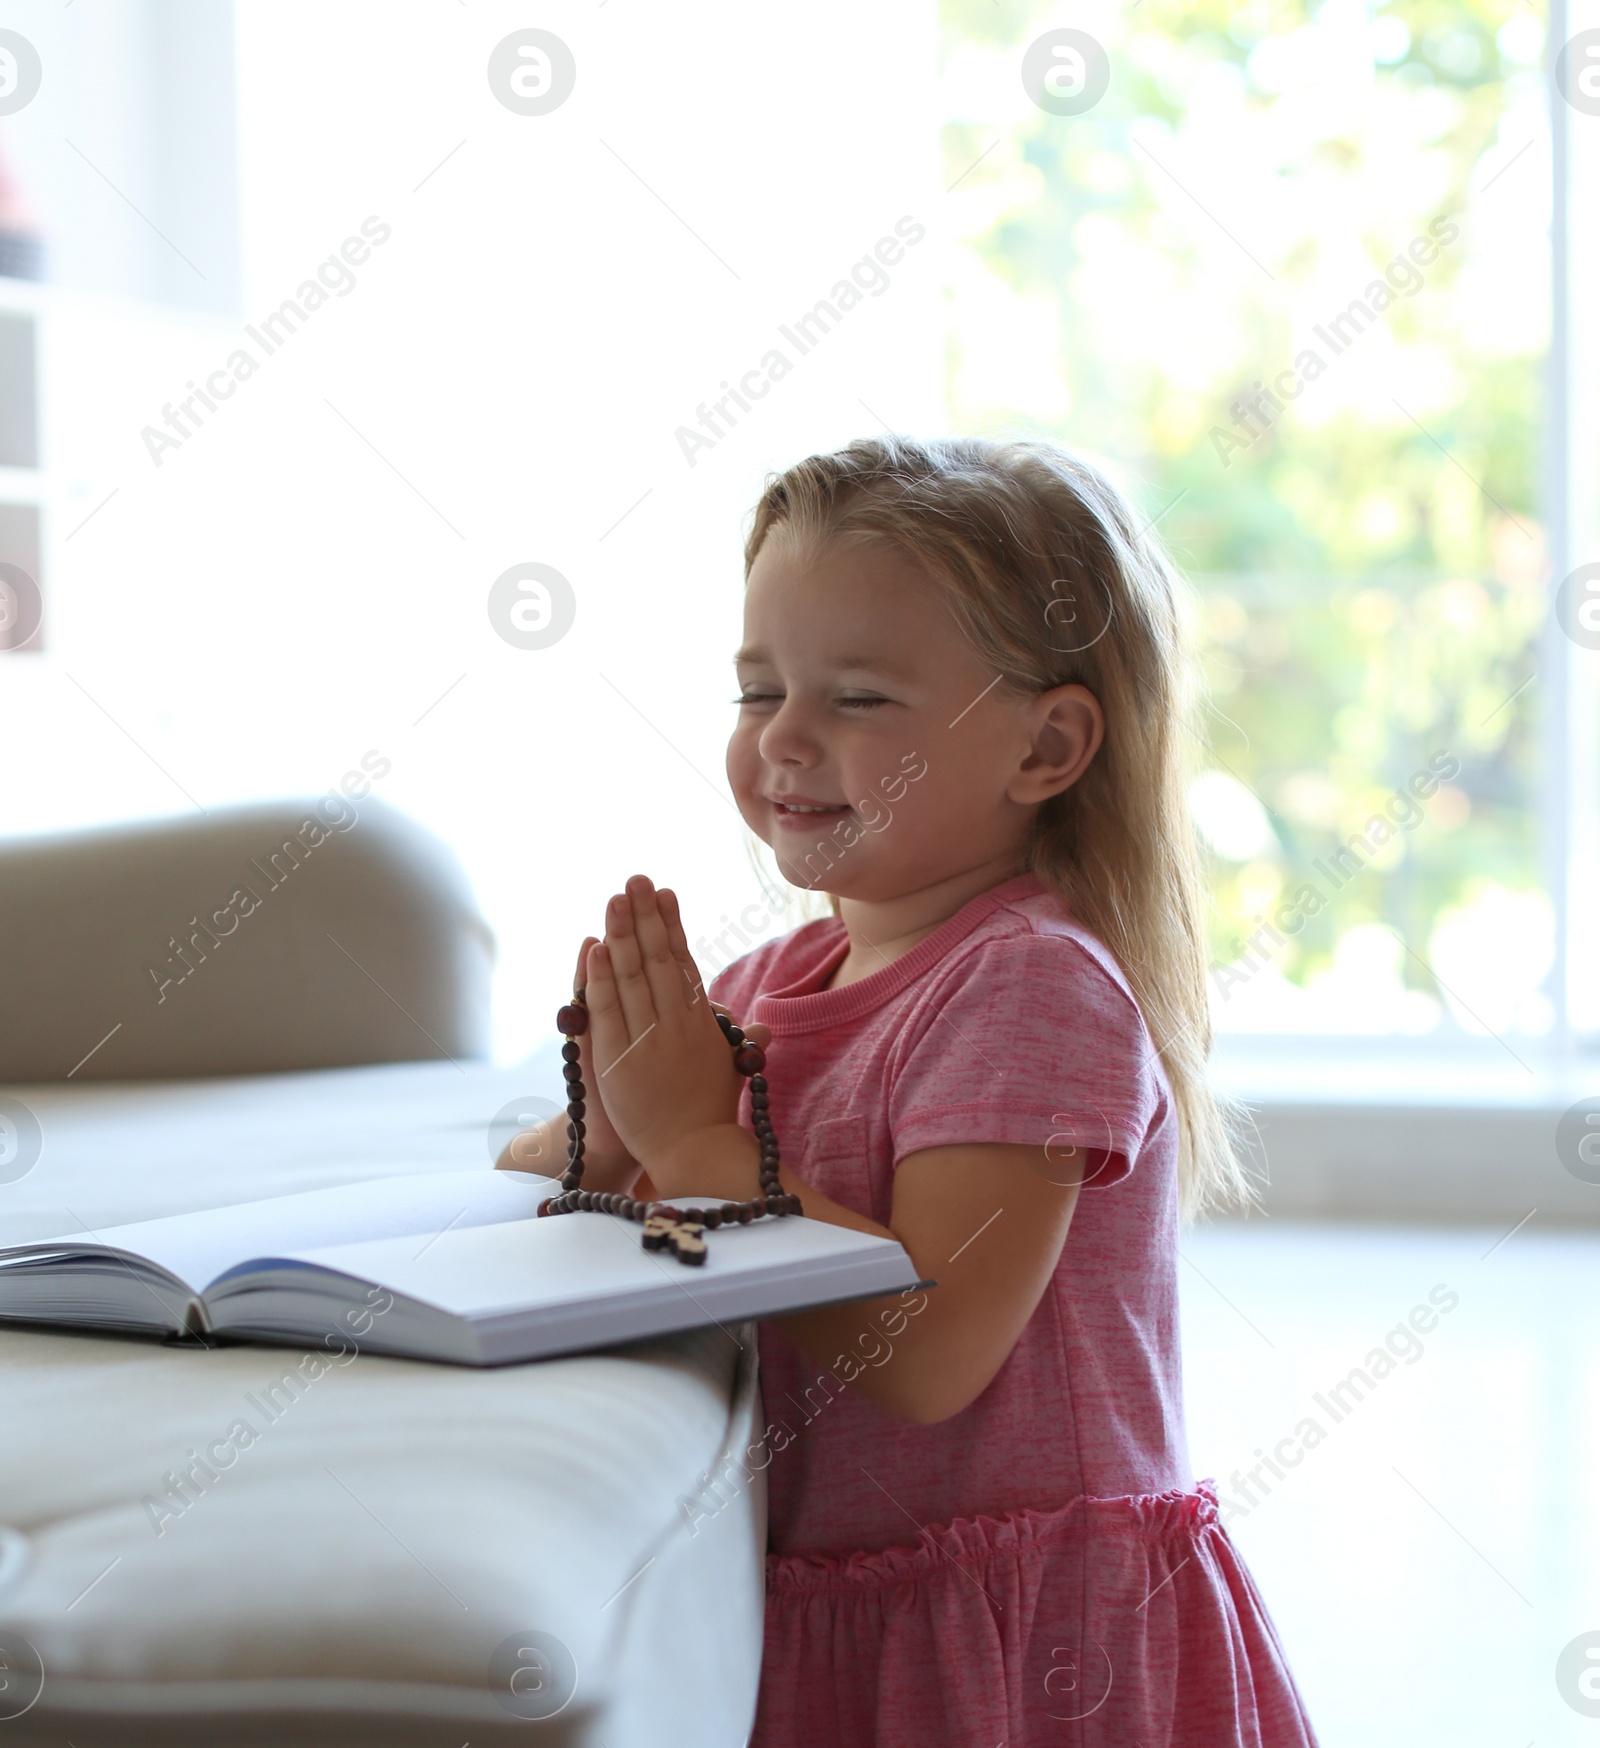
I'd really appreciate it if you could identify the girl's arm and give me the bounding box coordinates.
[649,1123,1083,1424]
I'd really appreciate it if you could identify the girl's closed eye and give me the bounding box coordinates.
[730,693,890,710]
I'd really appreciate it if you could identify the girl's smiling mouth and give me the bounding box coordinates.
[767,794,853,826]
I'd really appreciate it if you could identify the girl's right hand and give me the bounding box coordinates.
[568,933,642,1178]
[496,936,643,1180]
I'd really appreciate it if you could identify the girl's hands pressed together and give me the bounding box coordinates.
[584,875,771,1198]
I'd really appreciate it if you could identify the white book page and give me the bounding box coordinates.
[49,1171,555,1294]
[276,1206,909,1319]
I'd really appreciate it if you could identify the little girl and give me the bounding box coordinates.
[518,436,1318,1745]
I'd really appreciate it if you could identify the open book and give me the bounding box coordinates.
[0,1171,923,1365]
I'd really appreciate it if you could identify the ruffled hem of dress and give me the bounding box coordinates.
[754,1477,1318,1748]
[766,1476,1218,1596]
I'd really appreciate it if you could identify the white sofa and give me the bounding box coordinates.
[0,1062,766,1746]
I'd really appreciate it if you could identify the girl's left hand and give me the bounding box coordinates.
[582,874,766,1179]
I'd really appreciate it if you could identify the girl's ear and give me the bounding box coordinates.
[1009,683,1105,806]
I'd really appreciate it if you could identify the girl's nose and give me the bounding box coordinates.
[756,695,825,767]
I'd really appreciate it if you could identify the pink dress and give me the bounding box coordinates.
[707,871,1318,1747]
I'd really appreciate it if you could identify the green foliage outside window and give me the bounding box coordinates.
[942,0,1549,1033]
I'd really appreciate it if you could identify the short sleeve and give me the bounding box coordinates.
[888,933,1163,1189]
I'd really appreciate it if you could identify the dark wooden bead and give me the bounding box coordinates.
[562,1061,584,1082]
[557,1003,588,1036]
[560,1040,581,1062]
[748,1074,767,1093]
[736,1204,754,1224]
[702,1209,722,1228]
[561,1173,580,1192]
[725,1024,744,1045]
[733,1043,765,1075]
[567,1098,585,1119]
[720,1203,740,1222]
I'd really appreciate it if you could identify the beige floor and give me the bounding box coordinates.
[1181,1216,1600,1746]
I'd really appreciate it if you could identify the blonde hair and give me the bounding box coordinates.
[743,435,1255,1222]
